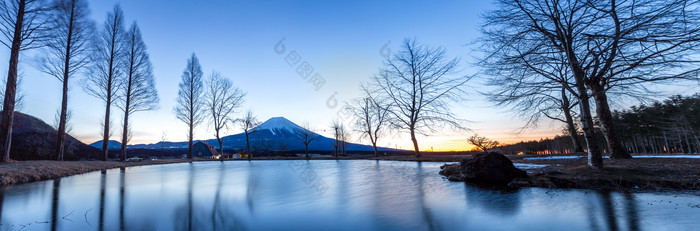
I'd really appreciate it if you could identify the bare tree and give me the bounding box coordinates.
[373,38,468,158]
[239,109,258,160]
[467,134,499,153]
[83,4,124,161]
[174,53,204,159]
[330,119,341,159]
[483,52,585,153]
[0,0,47,162]
[482,0,700,165]
[160,131,167,153]
[205,71,245,159]
[330,119,351,158]
[338,122,349,157]
[295,123,316,159]
[39,0,94,161]
[117,22,158,161]
[351,86,390,157]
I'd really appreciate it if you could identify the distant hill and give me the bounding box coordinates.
[90,140,122,150]
[127,117,392,152]
[3,111,100,160]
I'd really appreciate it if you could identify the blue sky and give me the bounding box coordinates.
[2,0,605,151]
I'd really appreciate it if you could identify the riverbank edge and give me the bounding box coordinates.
[2,156,699,193]
[0,157,384,187]
[0,159,196,187]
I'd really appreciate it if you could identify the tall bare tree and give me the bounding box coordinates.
[239,109,258,160]
[117,22,158,161]
[83,4,125,161]
[373,38,468,158]
[0,0,47,162]
[175,53,204,159]
[482,0,700,165]
[351,86,390,157]
[205,71,245,159]
[295,123,316,159]
[39,0,93,161]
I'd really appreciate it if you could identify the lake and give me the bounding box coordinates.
[1,160,698,231]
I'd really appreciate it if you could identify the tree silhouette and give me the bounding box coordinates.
[38,0,94,161]
[117,22,159,161]
[372,38,468,158]
[467,134,499,152]
[83,4,125,161]
[481,0,700,166]
[0,0,48,162]
[351,85,390,157]
[295,123,316,159]
[239,109,258,160]
[175,53,205,159]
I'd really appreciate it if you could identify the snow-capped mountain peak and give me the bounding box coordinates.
[253,117,306,135]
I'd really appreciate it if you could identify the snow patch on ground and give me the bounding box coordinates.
[522,155,700,160]
[634,155,700,159]
[522,156,583,160]
[514,163,549,169]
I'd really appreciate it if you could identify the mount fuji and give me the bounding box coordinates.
[104,117,389,152]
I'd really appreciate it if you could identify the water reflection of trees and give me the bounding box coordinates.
[592,191,640,231]
[416,162,441,231]
[99,170,106,231]
[0,186,4,223]
[51,178,60,231]
[174,162,249,231]
[463,184,521,216]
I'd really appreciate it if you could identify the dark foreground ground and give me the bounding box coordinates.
[375,154,700,192]
[1,154,698,192]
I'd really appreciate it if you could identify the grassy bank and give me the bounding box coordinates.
[0,159,192,186]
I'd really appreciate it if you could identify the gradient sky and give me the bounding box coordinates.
[1,0,652,151]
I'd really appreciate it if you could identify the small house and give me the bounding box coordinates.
[193,141,220,159]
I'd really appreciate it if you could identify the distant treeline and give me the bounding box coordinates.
[499,94,700,155]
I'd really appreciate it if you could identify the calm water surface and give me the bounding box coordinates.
[0,160,698,231]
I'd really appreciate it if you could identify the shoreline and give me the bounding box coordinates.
[0,159,194,187]
[2,155,699,193]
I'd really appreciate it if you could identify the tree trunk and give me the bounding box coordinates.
[101,85,112,160]
[561,89,584,153]
[188,121,193,159]
[564,108,584,153]
[120,55,134,162]
[590,85,631,159]
[245,131,251,160]
[56,75,69,161]
[577,87,603,168]
[56,3,75,161]
[663,132,669,153]
[0,1,25,162]
[218,138,223,162]
[372,142,379,157]
[305,144,309,159]
[410,127,420,158]
[120,108,129,161]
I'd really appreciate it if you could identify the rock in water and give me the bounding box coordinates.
[460,152,527,184]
